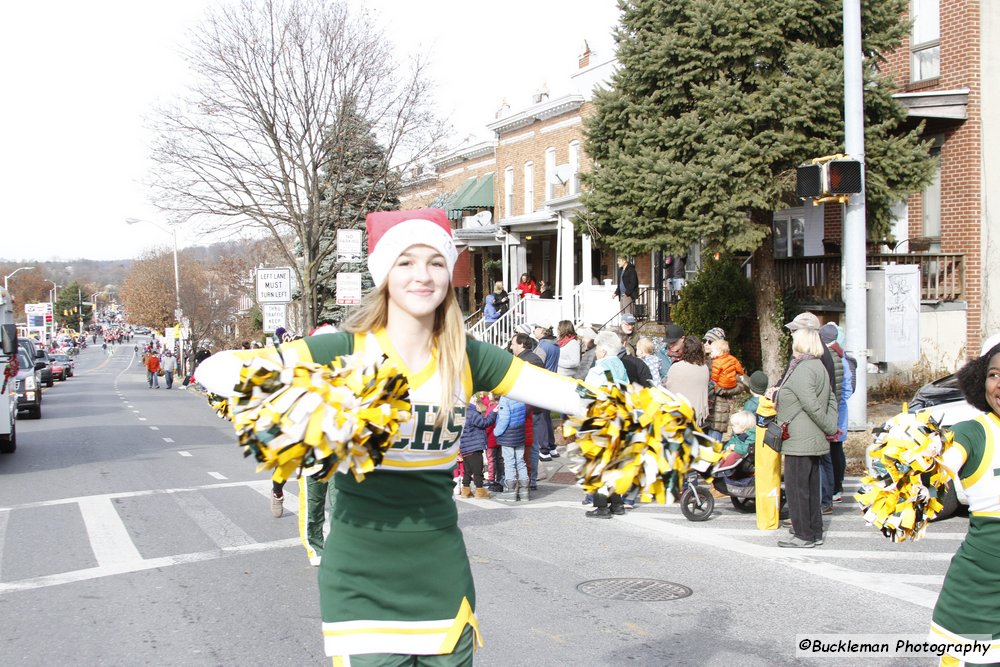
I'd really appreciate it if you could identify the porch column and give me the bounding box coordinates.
[560,215,575,310]
[581,233,592,287]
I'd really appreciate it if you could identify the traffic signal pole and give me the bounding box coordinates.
[843,0,868,429]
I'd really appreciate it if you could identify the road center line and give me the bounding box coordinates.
[207,472,227,480]
[178,451,192,457]
[162,438,174,443]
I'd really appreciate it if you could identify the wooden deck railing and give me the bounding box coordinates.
[775,253,964,304]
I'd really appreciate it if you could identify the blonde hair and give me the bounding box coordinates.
[493,281,504,293]
[343,282,467,424]
[710,338,730,356]
[729,410,756,435]
[636,336,654,356]
[791,328,824,358]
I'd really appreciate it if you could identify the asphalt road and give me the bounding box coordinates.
[0,340,964,666]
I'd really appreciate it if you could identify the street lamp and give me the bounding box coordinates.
[45,280,60,342]
[4,266,35,291]
[126,217,184,373]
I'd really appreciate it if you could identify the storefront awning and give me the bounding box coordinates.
[449,174,494,215]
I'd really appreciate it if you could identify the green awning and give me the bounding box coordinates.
[462,173,494,209]
[446,178,479,211]
[449,174,494,213]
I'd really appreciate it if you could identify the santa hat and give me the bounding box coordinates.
[366,209,457,287]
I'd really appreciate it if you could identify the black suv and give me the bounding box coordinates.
[14,348,42,419]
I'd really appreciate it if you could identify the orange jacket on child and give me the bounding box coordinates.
[711,353,744,390]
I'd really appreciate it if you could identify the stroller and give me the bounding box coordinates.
[679,439,784,521]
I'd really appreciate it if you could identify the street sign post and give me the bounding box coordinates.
[262,303,287,334]
[336,273,362,305]
[337,229,363,263]
[256,268,293,304]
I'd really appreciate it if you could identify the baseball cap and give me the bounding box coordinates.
[576,327,597,341]
[663,324,684,344]
[703,327,725,343]
[514,323,534,336]
[621,314,637,325]
[819,322,839,345]
[785,312,820,332]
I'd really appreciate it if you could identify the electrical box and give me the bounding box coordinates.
[867,264,920,364]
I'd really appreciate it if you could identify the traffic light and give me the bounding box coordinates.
[827,159,863,194]
[796,164,824,198]
[796,159,863,199]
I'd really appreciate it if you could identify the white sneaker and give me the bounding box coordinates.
[270,493,284,518]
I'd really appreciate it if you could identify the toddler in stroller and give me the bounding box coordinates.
[711,410,757,509]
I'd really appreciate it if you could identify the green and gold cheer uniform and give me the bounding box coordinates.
[197,330,582,661]
[932,412,1000,664]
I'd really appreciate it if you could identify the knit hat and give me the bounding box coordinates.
[576,327,598,341]
[703,327,725,343]
[785,312,820,332]
[274,327,287,339]
[819,322,839,345]
[514,323,534,337]
[747,370,769,396]
[366,209,457,287]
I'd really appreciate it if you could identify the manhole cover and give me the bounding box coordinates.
[548,471,578,485]
[577,578,692,601]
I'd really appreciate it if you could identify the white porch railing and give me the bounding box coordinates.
[466,294,526,348]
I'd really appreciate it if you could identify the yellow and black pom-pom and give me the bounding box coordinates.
[210,354,410,484]
[855,411,952,542]
[563,382,717,503]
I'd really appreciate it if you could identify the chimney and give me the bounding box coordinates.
[578,40,592,69]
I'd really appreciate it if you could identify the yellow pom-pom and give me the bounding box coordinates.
[214,354,410,483]
[856,410,953,542]
[564,382,718,503]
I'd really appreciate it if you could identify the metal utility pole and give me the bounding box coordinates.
[843,0,868,429]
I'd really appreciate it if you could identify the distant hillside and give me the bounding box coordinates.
[0,258,133,293]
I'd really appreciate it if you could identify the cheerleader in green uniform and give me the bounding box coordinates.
[197,209,585,665]
[932,333,1000,666]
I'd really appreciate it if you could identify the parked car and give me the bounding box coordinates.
[34,349,54,387]
[14,348,42,419]
[50,352,74,378]
[49,356,67,381]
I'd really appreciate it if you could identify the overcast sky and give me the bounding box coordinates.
[2,0,619,263]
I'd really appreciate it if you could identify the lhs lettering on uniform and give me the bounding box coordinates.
[392,405,465,451]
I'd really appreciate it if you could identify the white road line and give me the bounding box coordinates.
[77,497,144,567]
[131,410,140,413]
[622,513,941,609]
[149,426,159,431]
[138,418,147,421]
[207,472,227,480]
[178,451,192,457]
[0,510,8,580]
[665,526,966,541]
[0,538,300,595]
[162,438,174,443]
[0,479,273,512]
[171,491,255,549]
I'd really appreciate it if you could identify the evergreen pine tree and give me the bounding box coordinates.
[582,0,934,376]
[312,100,400,326]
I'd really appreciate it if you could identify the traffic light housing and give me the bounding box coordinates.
[827,159,863,195]
[796,164,824,198]
[796,159,863,200]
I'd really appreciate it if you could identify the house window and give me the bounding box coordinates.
[545,147,556,200]
[504,167,514,219]
[911,0,940,81]
[921,147,942,252]
[773,214,805,259]
[568,141,580,194]
[523,162,534,214]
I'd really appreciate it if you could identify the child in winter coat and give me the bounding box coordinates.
[636,337,661,381]
[706,338,745,440]
[459,393,497,498]
[494,395,529,502]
